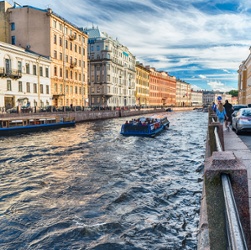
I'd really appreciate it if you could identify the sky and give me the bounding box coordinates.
[9,0,251,92]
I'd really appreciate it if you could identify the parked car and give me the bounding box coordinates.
[232,104,248,111]
[6,107,18,113]
[73,106,82,111]
[232,108,251,134]
[57,106,72,112]
[40,105,57,112]
[21,106,32,113]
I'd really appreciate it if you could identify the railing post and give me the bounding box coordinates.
[204,151,251,249]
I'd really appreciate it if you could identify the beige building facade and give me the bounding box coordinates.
[238,48,251,104]
[2,4,88,107]
[85,27,136,108]
[176,80,191,106]
[0,1,11,44]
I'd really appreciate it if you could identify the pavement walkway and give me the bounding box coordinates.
[223,128,251,224]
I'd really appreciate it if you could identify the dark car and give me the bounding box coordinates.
[57,106,72,112]
[232,104,248,111]
[21,106,32,113]
[73,106,82,111]
[40,105,57,112]
[6,107,18,113]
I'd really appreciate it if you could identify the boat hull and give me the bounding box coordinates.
[120,119,170,137]
[0,121,75,136]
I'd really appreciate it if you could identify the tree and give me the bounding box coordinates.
[228,90,238,97]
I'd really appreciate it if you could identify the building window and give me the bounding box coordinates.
[60,52,62,60]
[18,81,22,92]
[33,65,36,75]
[75,44,77,52]
[7,80,12,91]
[46,85,49,94]
[11,22,15,30]
[45,68,49,77]
[54,34,57,44]
[70,71,73,79]
[70,42,72,51]
[11,36,15,45]
[33,83,37,93]
[60,84,63,93]
[59,37,62,46]
[26,82,30,93]
[97,45,100,51]
[65,55,68,62]
[40,84,43,94]
[40,66,43,76]
[70,86,73,94]
[26,63,30,74]
[75,86,78,94]
[54,50,57,59]
[66,70,68,78]
[53,20,57,28]
[66,85,69,94]
[54,66,57,76]
[60,68,62,77]
[65,40,68,49]
[18,61,22,72]
[54,83,58,92]
[83,48,85,55]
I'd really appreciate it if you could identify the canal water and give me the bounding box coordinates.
[0,110,208,250]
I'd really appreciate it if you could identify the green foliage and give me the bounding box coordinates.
[228,90,238,97]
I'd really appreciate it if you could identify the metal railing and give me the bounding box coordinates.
[214,123,248,250]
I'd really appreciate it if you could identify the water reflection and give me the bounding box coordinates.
[0,111,207,250]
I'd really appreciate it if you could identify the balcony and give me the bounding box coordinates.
[0,68,22,79]
[69,34,76,41]
[70,62,77,68]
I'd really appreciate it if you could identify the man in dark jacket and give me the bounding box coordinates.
[224,100,233,129]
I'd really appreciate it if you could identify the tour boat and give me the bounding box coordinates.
[120,114,170,137]
[0,116,75,136]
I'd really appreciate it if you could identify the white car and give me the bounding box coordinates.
[232,108,251,134]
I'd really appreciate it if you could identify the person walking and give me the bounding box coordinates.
[224,100,233,129]
[216,102,227,125]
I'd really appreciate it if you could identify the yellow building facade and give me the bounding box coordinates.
[135,62,150,106]
[2,4,88,107]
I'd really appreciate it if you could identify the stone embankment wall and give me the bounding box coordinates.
[197,111,251,249]
[0,107,195,122]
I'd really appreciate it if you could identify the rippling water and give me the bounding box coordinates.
[0,111,208,250]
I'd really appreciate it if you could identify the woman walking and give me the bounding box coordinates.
[216,102,228,125]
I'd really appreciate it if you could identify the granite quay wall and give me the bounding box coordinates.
[198,109,251,249]
[0,107,195,123]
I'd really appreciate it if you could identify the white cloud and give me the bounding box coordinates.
[199,75,207,79]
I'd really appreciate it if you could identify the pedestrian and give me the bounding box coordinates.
[212,102,216,112]
[224,100,233,129]
[216,102,227,125]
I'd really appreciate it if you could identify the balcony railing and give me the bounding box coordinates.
[69,34,76,41]
[70,62,77,68]
[0,67,22,79]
